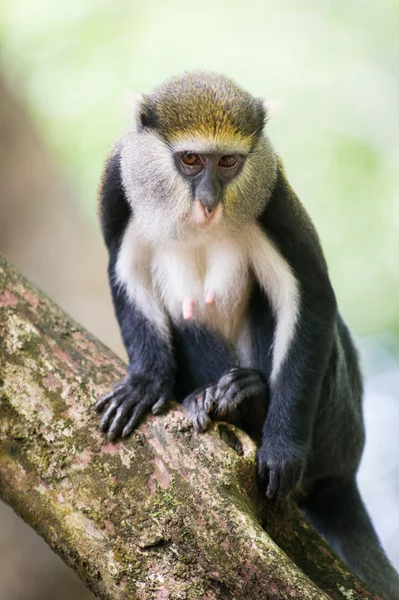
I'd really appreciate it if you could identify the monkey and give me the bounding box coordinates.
[95,70,399,600]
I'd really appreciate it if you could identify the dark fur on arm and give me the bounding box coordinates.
[256,159,337,499]
[96,149,175,440]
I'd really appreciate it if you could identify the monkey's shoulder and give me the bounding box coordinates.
[261,159,328,277]
[98,147,132,251]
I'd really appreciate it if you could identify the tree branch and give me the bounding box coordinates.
[0,255,380,599]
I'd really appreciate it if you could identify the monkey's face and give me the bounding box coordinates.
[120,71,278,243]
[121,130,277,243]
[173,150,245,231]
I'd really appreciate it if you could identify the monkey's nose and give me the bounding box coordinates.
[192,199,221,228]
[198,198,219,218]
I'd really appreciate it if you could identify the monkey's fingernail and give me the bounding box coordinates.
[205,290,215,304]
[183,297,194,320]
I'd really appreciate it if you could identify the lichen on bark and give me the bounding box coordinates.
[0,255,381,599]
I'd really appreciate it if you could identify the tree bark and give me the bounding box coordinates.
[0,255,380,600]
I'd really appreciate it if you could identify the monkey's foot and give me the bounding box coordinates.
[183,368,266,432]
[95,375,171,441]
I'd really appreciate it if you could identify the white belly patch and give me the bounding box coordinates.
[151,235,251,345]
[116,221,300,379]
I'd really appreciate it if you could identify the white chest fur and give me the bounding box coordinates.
[116,221,300,381]
[151,235,251,343]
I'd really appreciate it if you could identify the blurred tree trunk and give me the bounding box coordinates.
[0,71,123,357]
[0,69,117,600]
[0,256,381,600]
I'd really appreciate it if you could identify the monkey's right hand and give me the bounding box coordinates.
[95,373,172,441]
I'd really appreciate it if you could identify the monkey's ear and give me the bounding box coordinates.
[123,91,157,132]
[261,99,282,123]
[137,95,158,131]
[122,91,157,131]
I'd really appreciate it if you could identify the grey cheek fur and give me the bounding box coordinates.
[120,129,193,242]
[225,136,278,226]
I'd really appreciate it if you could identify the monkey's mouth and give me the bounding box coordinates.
[189,201,223,230]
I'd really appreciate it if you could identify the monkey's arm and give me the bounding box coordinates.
[96,149,175,440]
[96,275,175,440]
[256,161,337,500]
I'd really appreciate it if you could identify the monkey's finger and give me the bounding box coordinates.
[255,456,267,488]
[216,383,264,416]
[216,370,258,395]
[193,410,211,433]
[215,375,262,405]
[277,465,303,503]
[121,401,150,438]
[216,368,240,390]
[219,372,260,391]
[100,395,127,433]
[266,467,279,500]
[95,394,113,412]
[234,382,264,402]
[184,400,210,432]
[203,387,216,413]
[107,399,138,441]
[95,381,126,412]
[182,395,197,423]
[275,471,290,502]
[218,379,264,404]
[152,394,170,415]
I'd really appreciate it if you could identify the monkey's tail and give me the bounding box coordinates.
[301,477,399,600]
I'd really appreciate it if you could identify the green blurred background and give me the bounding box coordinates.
[0,1,398,599]
[2,0,399,336]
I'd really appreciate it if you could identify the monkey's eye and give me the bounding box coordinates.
[218,155,238,168]
[181,153,202,166]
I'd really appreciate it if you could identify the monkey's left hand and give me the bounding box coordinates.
[95,373,172,441]
[183,368,267,432]
[256,440,305,502]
